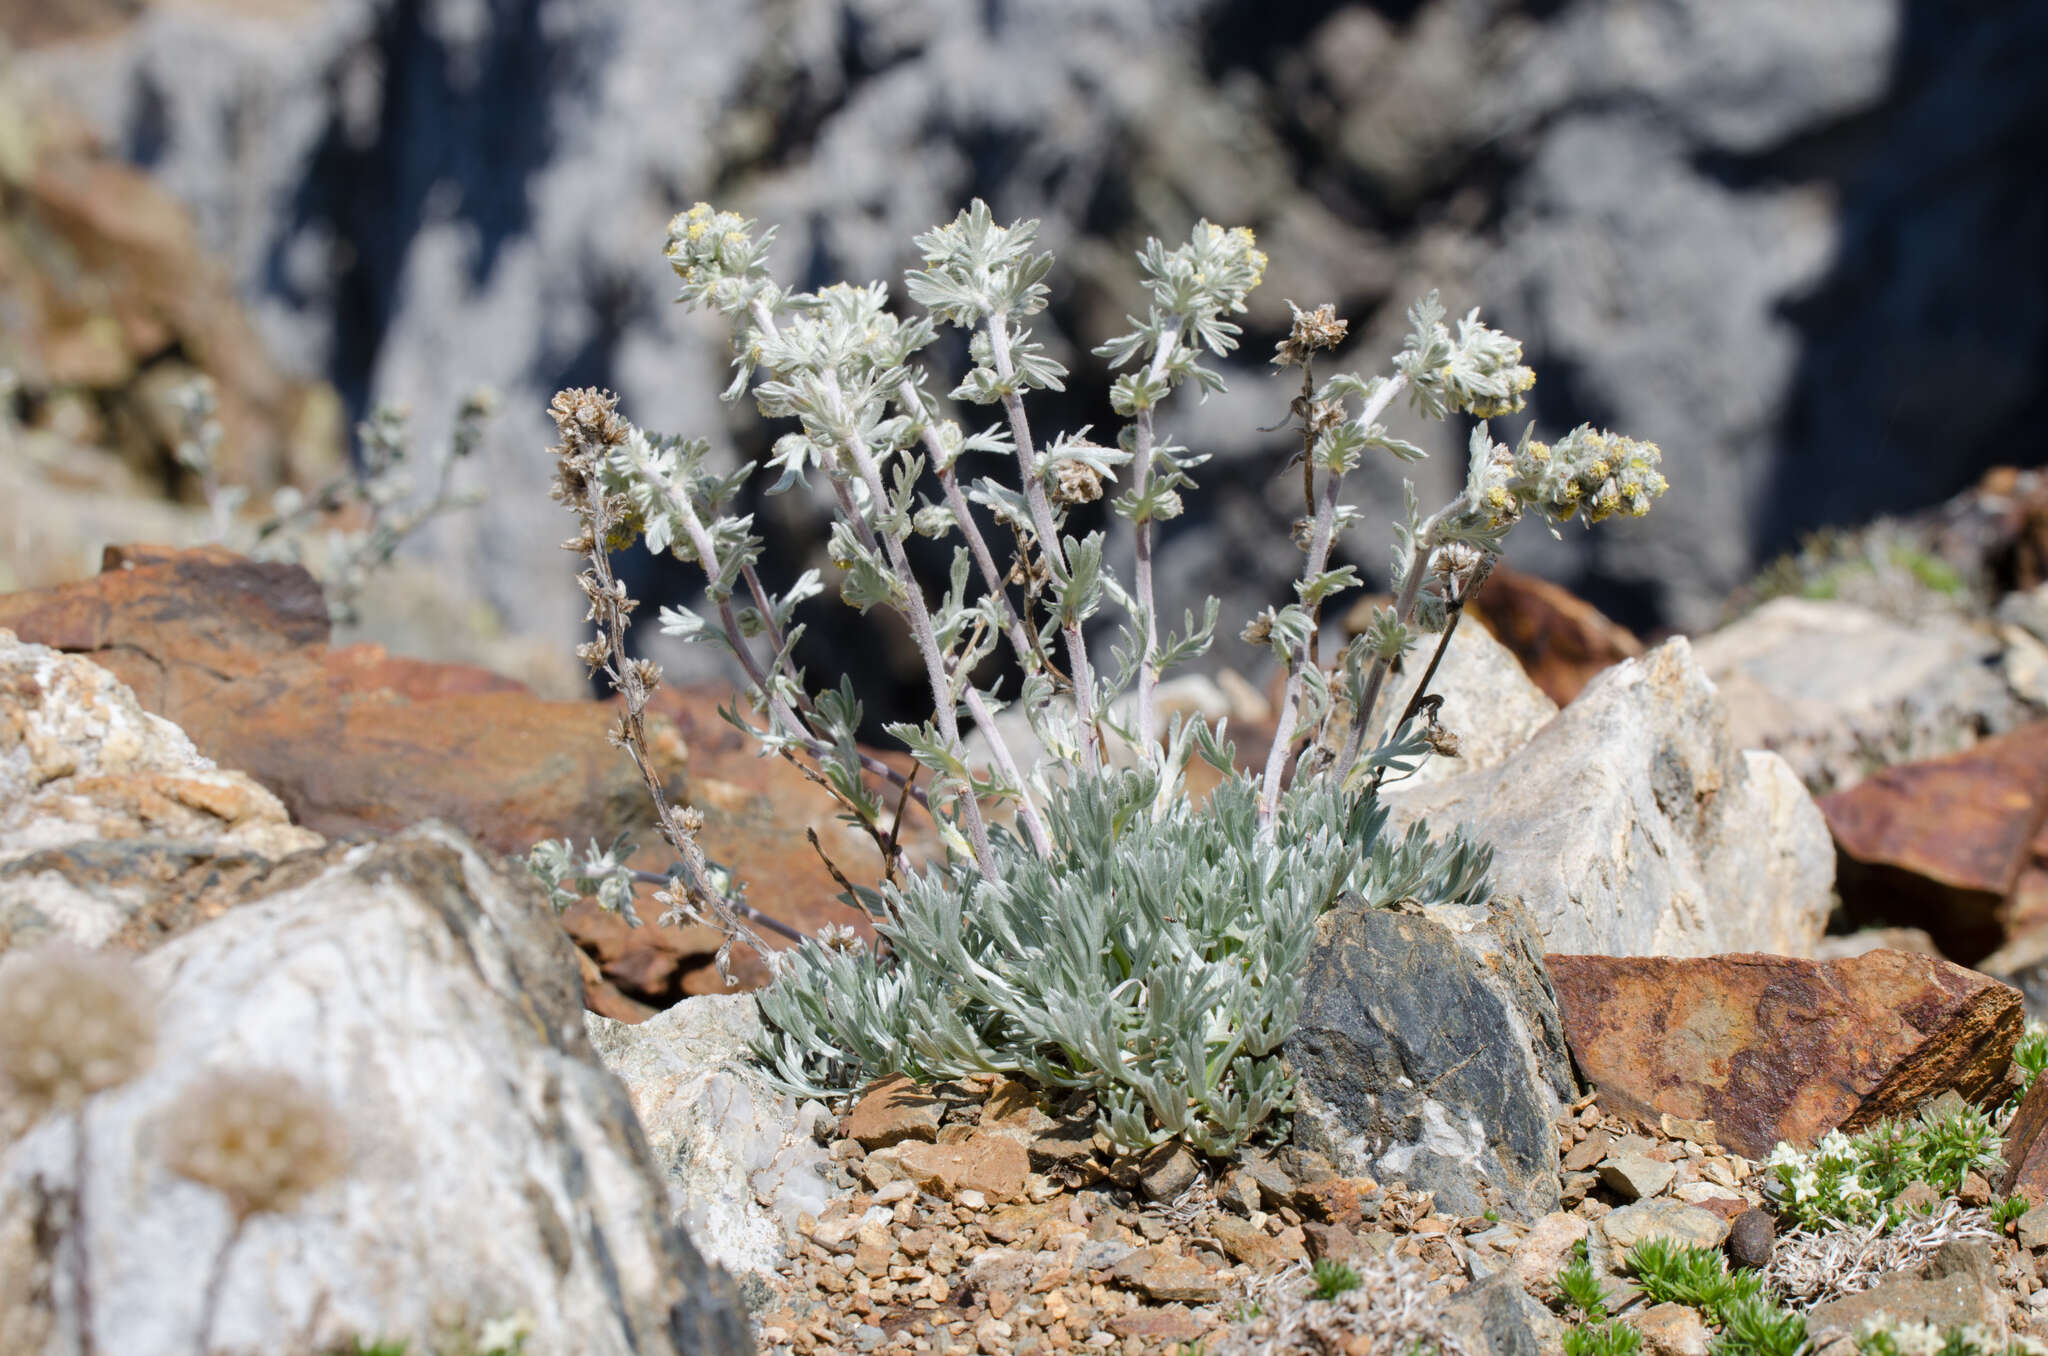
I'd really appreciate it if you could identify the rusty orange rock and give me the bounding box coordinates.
[1466,564,1644,706]
[845,1074,949,1150]
[1547,950,2023,1159]
[1998,1074,2048,1206]
[0,546,888,1010]
[1820,723,2048,964]
[892,1132,1031,1203]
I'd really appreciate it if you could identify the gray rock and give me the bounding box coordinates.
[1438,1270,1566,1356]
[1375,619,1558,787]
[1976,925,2048,1022]
[2016,1204,2048,1253]
[0,824,749,1356]
[1812,926,1941,961]
[1999,584,2048,647]
[1599,1199,1731,1257]
[586,993,841,1289]
[1805,1239,2008,1345]
[1,631,327,959]
[0,631,322,876]
[1692,598,2024,795]
[1283,898,1574,1220]
[1597,1153,1675,1202]
[1383,637,1834,958]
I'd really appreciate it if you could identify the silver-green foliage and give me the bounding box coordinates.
[752,761,1489,1155]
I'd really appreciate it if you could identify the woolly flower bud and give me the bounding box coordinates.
[0,944,155,1116]
[663,202,760,290]
[815,923,863,954]
[1543,426,1667,524]
[160,1070,346,1222]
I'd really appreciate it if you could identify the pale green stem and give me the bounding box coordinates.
[1129,330,1183,753]
[985,312,1101,771]
[1258,372,1408,825]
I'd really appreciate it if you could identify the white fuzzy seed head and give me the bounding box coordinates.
[0,943,156,1117]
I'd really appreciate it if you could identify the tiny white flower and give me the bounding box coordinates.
[477,1314,531,1353]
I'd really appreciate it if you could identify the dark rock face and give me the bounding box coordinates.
[1283,900,1575,1220]
[14,0,2044,685]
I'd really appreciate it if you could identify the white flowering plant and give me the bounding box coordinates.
[543,200,1663,1153]
[1765,1100,2004,1231]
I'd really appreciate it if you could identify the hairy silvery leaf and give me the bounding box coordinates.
[827,520,902,613]
[657,604,712,644]
[1050,532,1107,627]
[1154,598,1221,674]
[752,765,1468,1153]
[1296,566,1361,608]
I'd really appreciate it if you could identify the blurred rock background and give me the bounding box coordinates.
[2,0,2043,720]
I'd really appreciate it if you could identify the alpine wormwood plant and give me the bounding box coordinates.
[543,200,1664,1153]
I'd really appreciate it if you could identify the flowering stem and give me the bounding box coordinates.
[1129,331,1182,754]
[986,312,1101,771]
[962,686,1053,857]
[1259,372,1408,823]
[825,420,1000,879]
[1332,496,1472,786]
[739,561,806,691]
[619,431,932,837]
[629,869,807,942]
[577,473,770,962]
[895,376,1036,667]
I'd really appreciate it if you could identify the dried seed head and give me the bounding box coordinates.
[1050,458,1105,507]
[1272,301,1350,368]
[160,1070,346,1221]
[0,944,156,1117]
[1433,542,1483,579]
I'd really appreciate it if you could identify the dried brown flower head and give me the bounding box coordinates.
[1050,457,1106,507]
[0,944,156,1117]
[1272,301,1350,368]
[160,1070,346,1221]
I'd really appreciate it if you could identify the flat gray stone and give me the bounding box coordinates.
[1692,598,2023,794]
[1599,1199,1730,1256]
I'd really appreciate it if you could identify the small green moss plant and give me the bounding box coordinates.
[1562,1325,1642,1356]
[2012,1019,2048,1099]
[1764,1099,2003,1230]
[1309,1258,1363,1301]
[1552,1240,1806,1356]
[1627,1240,1805,1356]
[1556,1247,1609,1322]
[544,201,1664,1153]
